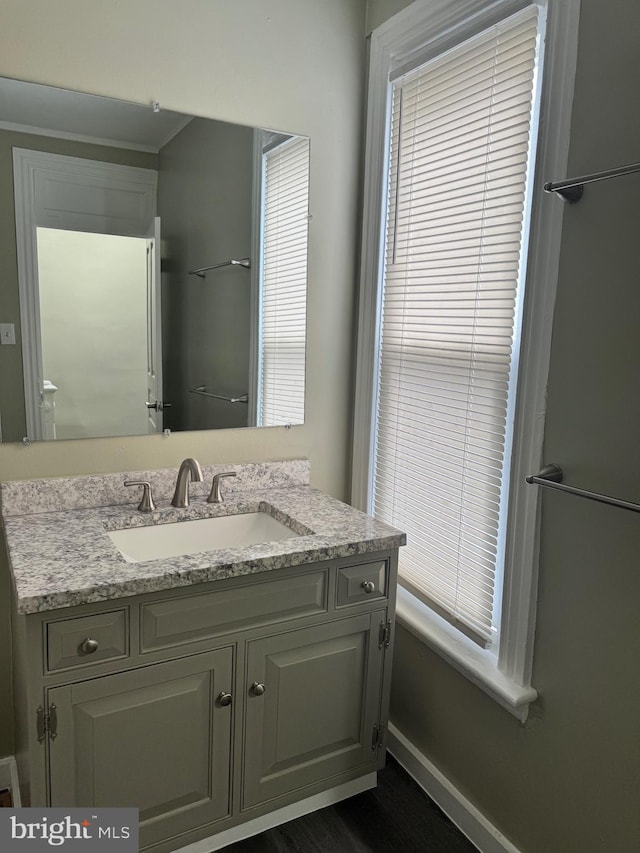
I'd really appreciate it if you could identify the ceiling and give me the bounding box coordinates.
[0,76,192,152]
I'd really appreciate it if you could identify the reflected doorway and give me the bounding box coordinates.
[36,228,149,439]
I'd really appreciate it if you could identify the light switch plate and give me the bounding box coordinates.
[0,324,16,345]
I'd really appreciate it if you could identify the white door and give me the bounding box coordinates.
[37,230,149,440]
[145,217,164,433]
[13,148,158,440]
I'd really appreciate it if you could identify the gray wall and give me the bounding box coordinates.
[158,117,253,431]
[0,0,364,495]
[387,1,640,851]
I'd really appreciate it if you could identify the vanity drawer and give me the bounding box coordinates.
[336,560,387,607]
[46,609,129,672]
[141,570,328,651]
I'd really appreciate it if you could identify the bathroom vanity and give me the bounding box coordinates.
[2,461,404,852]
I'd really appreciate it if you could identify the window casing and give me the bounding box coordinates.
[374,6,542,649]
[353,0,580,719]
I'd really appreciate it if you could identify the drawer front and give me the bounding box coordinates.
[46,609,128,672]
[141,570,328,652]
[336,560,388,607]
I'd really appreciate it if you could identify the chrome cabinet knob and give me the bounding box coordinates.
[81,638,99,654]
[218,692,233,707]
[251,682,266,696]
[361,581,376,594]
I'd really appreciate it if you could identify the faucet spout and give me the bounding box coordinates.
[171,458,204,508]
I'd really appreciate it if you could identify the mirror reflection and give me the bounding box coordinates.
[0,76,309,443]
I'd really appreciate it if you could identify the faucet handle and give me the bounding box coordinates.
[208,471,237,504]
[124,480,156,512]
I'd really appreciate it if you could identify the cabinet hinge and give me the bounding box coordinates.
[371,721,385,751]
[36,704,58,743]
[378,620,391,649]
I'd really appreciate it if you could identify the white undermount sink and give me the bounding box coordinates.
[108,512,301,563]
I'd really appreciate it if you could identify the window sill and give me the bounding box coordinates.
[395,587,537,722]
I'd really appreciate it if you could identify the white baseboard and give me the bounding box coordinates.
[174,773,377,853]
[387,723,522,853]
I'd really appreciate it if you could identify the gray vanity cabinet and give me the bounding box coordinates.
[47,649,234,849]
[243,611,384,809]
[13,551,397,852]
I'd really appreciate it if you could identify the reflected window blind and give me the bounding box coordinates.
[373,7,540,643]
[259,135,310,426]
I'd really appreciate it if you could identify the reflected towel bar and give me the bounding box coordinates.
[189,386,248,404]
[189,258,251,278]
[526,464,640,514]
[544,161,640,203]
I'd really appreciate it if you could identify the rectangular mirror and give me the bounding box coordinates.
[0,76,310,443]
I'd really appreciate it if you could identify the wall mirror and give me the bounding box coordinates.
[0,76,310,443]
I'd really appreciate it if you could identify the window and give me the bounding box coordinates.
[353,0,580,718]
[258,134,310,426]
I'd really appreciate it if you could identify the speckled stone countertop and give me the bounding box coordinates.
[1,461,405,615]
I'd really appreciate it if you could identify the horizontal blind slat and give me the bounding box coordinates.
[259,135,309,426]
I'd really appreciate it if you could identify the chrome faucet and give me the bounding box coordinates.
[171,458,204,507]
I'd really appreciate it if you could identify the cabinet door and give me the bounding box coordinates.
[48,648,233,848]
[243,612,383,809]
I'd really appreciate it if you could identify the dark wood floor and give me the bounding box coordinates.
[225,756,478,853]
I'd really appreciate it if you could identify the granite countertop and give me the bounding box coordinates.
[1,462,405,615]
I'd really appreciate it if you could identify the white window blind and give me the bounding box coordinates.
[259,135,310,426]
[373,7,541,644]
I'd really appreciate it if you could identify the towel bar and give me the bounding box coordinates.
[544,161,640,203]
[526,464,640,514]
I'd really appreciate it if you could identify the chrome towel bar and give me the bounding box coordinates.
[526,464,640,514]
[544,161,640,203]
[189,386,248,404]
[188,258,251,278]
